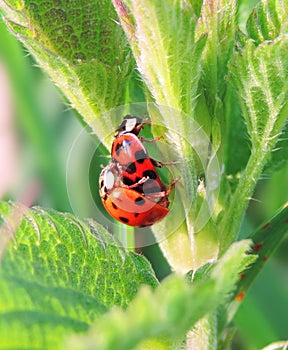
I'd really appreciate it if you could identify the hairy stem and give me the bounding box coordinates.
[220,145,268,254]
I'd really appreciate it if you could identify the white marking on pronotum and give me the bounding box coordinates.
[125,117,137,132]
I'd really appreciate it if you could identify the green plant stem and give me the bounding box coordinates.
[220,145,268,254]
[115,224,135,251]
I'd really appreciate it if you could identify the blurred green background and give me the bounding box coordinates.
[0,1,287,348]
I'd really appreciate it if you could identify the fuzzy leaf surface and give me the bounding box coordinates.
[120,0,204,116]
[196,0,237,106]
[0,202,158,349]
[67,240,254,350]
[265,121,288,172]
[0,0,133,146]
[246,0,288,44]
[231,37,288,145]
[221,32,288,251]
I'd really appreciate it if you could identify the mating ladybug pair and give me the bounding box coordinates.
[99,115,176,227]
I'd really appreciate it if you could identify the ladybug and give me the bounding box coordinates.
[99,115,176,227]
[111,115,167,197]
[99,164,172,227]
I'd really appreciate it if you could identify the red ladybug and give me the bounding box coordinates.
[99,115,176,227]
[99,164,172,227]
[111,115,166,197]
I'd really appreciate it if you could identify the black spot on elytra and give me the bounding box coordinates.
[112,202,118,210]
[135,197,146,206]
[134,185,144,194]
[123,176,135,186]
[115,142,122,156]
[119,216,129,223]
[151,158,162,167]
[134,212,139,217]
[103,194,108,201]
[135,150,147,163]
[125,162,137,174]
[143,169,157,179]
[100,180,104,188]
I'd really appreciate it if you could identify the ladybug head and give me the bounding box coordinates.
[115,115,149,137]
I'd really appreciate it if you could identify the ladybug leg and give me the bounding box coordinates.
[146,180,178,198]
[146,189,171,208]
[150,158,162,168]
[134,121,151,134]
[100,162,119,170]
[139,135,164,143]
[122,176,150,189]
[149,180,178,208]
[150,158,178,168]
[166,179,179,193]
[145,191,169,198]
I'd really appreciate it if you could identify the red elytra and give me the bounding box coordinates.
[99,165,170,227]
[111,115,167,197]
[111,133,167,197]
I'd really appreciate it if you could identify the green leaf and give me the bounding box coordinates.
[0,202,158,349]
[226,202,288,324]
[234,294,278,348]
[237,0,261,30]
[220,34,288,252]
[186,0,203,18]
[220,2,288,249]
[117,0,204,117]
[261,341,288,350]
[196,0,237,106]
[235,262,288,348]
[192,1,240,255]
[265,121,288,172]
[67,240,254,350]
[224,85,251,175]
[0,1,133,147]
[246,0,288,44]
[231,37,288,146]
